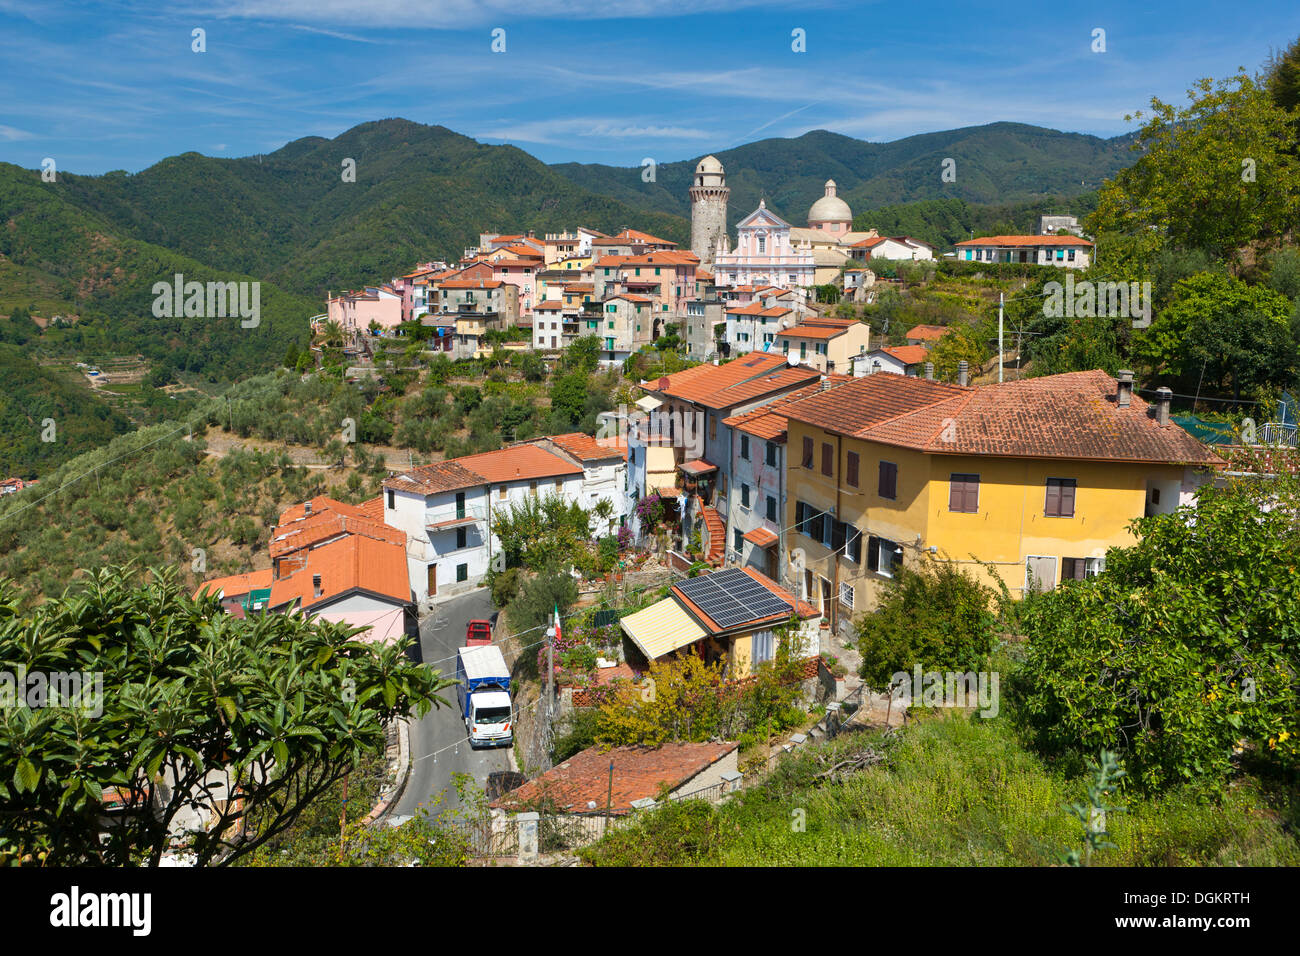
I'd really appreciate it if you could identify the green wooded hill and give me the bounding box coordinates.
[47,118,692,298]
[552,122,1135,230]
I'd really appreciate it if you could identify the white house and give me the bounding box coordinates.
[383,445,585,602]
[523,433,629,537]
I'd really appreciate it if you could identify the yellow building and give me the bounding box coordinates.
[780,370,1223,631]
[775,317,871,375]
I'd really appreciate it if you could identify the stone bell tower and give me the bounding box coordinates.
[690,154,729,270]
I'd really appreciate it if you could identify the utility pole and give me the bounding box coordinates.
[998,292,1005,384]
[605,760,614,835]
[546,624,556,725]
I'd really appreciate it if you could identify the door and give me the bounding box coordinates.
[427,564,437,597]
[1025,556,1057,593]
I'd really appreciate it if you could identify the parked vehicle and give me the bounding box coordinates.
[455,644,512,748]
[465,619,492,645]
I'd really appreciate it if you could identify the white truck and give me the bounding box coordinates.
[455,644,513,749]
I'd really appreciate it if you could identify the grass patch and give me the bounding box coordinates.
[580,714,1300,867]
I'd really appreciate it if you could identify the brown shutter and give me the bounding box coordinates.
[949,476,963,511]
[802,436,814,468]
[1061,480,1076,517]
[846,452,859,487]
[821,442,833,476]
[965,476,980,512]
[1045,480,1061,517]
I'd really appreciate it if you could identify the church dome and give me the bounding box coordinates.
[808,179,852,224]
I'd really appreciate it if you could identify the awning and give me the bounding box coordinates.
[620,597,707,660]
[635,395,663,412]
[645,446,679,495]
[679,459,718,477]
[742,527,778,549]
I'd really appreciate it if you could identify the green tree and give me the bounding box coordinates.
[549,372,589,427]
[1089,68,1300,259]
[855,562,997,687]
[1012,484,1300,792]
[0,566,452,866]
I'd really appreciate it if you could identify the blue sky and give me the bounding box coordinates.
[1,0,1298,175]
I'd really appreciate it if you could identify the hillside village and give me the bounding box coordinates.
[3,20,1299,879]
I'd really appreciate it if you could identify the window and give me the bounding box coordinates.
[456,527,467,550]
[386,490,395,509]
[752,629,775,664]
[498,485,506,500]
[949,473,980,513]
[1062,557,1105,581]
[710,416,717,441]
[839,583,855,609]
[455,491,466,519]
[1025,556,1057,591]
[734,529,744,554]
[845,526,862,563]
[530,480,538,496]
[740,434,750,460]
[867,536,902,577]
[456,563,469,583]
[821,442,834,477]
[741,484,751,508]
[845,451,859,487]
[1044,478,1077,518]
[766,442,778,467]
[766,496,777,522]
[878,461,898,499]
[802,436,814,469]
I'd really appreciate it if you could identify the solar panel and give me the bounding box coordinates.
[677,568,791,629]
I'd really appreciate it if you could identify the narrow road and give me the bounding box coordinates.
[395,589,510,819]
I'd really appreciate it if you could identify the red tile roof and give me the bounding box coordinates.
[906,324,948,341]
[193,568,274,601]
[620,250,699,267]
[784,370,1223,465]
[543,432,626,461]
[722,376,851,440]
[878,345,930,365]
[269,534,410,611]
[614,228,679,247]
[439,279,506,290]
[491,742,738,814]
[777,323,850,340]
[269,508,405,560]
[647,352,819,410]
[956,235,1094,247]
[385,444,583,496]
[742,526,778,548]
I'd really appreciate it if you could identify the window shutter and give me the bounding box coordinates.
[1060,480,1076,517]
[846,452,859,487]
[949,476,963,512]
[1045,480,1061,517]
[966,477,979,513]
[831,519,846,553]
[821,442,833,476]
[847,528,861,563]
[867,536,880,572]
[802,437,814,468]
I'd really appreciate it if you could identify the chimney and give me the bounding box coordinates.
[1117,369,1134,408]
[1155,387,1172,426]
[304,501,312,515]
[958,360,969,387]
[312,573,322,598]
[925,362,934,381]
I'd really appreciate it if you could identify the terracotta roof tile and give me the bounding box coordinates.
[269,535,410,611]
[491,742,738,814]
[544,432,625,462]
[906,324,947,341]
[648,352,819,410]
[878,345,930,365]
[956,235,1094,247]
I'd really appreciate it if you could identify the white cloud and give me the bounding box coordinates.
[480,117,713,146]
[0,124,34,141]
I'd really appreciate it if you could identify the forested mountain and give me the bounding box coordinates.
[552,122,1134,229]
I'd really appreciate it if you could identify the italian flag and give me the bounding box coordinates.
[553,603,562,643]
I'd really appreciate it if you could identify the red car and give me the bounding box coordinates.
[465,619,492,645]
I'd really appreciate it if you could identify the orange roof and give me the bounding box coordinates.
[594,255,632,268]
[722,376,850,440]
[906,324,948,341]
[356,496,385,520]
[491,742,738,815]
[783,370,1223,465]
[614,228,679,247]
[269,508,405,560]
[544,432,626,461]
[562,283,594,293]
[776,323,850,340]
[385,444,581,495]
[498,244,544,258]
[878,345,930,365]
[648,352,820,410]
[491,259,540,269]
[620,251,699,267]
[608,294,652,304]
[193,568,274,601]
[742,526,778,548]
[955,235,1094,247]
[534,300,564,310]
[270,534,410,611]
